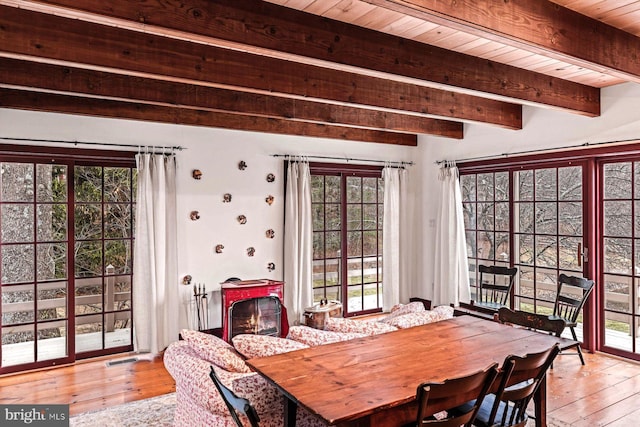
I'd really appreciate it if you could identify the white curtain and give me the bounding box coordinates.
[382,166,408,311]
[283,159,313,326]
[433,163,470,306]
[133,153,179,354]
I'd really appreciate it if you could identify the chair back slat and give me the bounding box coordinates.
[497,307,566,337]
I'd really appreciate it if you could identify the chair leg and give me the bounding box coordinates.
[569,327,586,365]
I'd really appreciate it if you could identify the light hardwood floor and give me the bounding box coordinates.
[1,350,640,425]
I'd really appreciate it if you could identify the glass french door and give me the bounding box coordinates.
[1,159,135,374]
[512,163,587,343]
[600,160,640,356]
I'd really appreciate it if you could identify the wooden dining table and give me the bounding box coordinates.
[246,315,572,427]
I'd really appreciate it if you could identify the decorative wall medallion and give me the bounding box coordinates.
[267,262,276,272]
[238,160,247,170]
[182,275,193,285]
[266,173,275,183]
[247,247,255,257]
[190,210,200,221]
[237,214,247,224]
[265,229,275,239]
[192,169,203,180]
[265,195,274,205]
[215,244,224,254]
[223,193,232,203]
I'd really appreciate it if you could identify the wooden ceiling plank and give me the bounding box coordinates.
[18,0,599,117]
[359,0,640,81]
[0,57,463,138]
[0,88,418,146]
[0,5,521,129]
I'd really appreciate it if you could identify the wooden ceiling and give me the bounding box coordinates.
[1,0,640,145]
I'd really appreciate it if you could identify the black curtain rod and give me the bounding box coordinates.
[435,137,640,165]
[0,137,185,154]
[272,153,414,167]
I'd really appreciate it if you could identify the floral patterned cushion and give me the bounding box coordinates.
[181,329,252,373]
[324,317,398,335]
[232,334,309,358]
[287,325,366,346]
[432,305,455,320]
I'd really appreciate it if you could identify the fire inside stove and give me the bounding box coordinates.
[228,296,281,341]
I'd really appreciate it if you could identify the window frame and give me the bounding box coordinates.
[309,162,384,317]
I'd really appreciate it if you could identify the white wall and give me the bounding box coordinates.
[416,82,640,301]
[0,108,415,330]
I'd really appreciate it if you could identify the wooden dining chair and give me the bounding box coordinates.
[404,363,499,427]
[209,366,260,427]
[549,273,595,365]
[497,307,566,337]
[475,265,518,310]
[453,345,560,427]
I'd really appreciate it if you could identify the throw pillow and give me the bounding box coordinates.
[180,329,251,373]
[232,334,309,358]
[381,310,441,329]
[383,301,426,321]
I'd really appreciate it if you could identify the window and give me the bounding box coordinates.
[310,163,383,317]
[0,146,136,374]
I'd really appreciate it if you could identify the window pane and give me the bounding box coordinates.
[2,204,34,243]
[535,235,557,268]
[312,204,324,230]
[37,320,67,360]
[363,205,377,230]
[1,163,34,202]
[311,176,324,203]
[346,176,361,202]
[604,201,632,237]
[37,164,67,203]
[105,240,132,275]
[463,202,476,229]
[495,172,509,201]
[517,170,533,201]
[461,174,476,202]
[347,204,362,231]
[347,232,362,257]
[518,203,533,233]
[495,233,509,262]
[604,162,631,199]
[558,166,581,200]
[477,173,494,201]
[75,241,103,278]
[535,202,557,235]
[75,204,102,240]
[558,202,582,236]
[477,231,494,260]
[363,231,378,256]
[104,168,131,202]
[37,204,67,242]
[313,232,324,259]
[326,204,340,231]
[604,237,632,275]
[104,204,132,239]
[477,203,494,231]
[2,284,34,325]
[37,281,67,320]
[535,169,557,201]
[466,231,476,257]
[75,166,102,203]
[325,232,340,258]
[37,243,67,281]
[2,244,35,284]
[325,176,340,203]
[362,177,377,203]
[75,279,102,315]
[495,202,509,231]
[559,237,581,271]
[518,234,534,265]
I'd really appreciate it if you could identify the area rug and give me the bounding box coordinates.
[70,393,175,427]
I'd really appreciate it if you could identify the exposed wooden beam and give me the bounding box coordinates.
[17,0,599,116]
[0,58,463,139]
[0,88,418,146]
[0,5,522,129]
[358,0,640,82]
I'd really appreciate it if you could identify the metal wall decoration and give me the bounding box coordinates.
[223,193,232,203]
[237,214,247,224]
[266,173,275,182]
[182,275,193,285]
[266,229,275,239]
[238,160,247,170]
[247,247,255,257]
[190,210,200,220]
[215,244,224,254]
[192,169,203,180]
[267,262,276,272]
[265,195,274,205]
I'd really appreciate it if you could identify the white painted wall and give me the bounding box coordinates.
[0,108,415,330]
[416,82,640,302]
